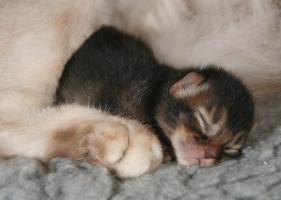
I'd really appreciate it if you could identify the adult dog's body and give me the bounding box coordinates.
[0,0,280,177]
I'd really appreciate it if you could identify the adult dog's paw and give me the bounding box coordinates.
[84,121,129,166]
[109,120,164,178]
[48,118,163,178]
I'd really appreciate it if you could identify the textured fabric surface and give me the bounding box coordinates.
[0,93,280,200]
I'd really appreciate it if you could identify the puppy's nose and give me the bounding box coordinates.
[204,144,220,159]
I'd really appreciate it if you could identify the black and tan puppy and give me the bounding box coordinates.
[56,27,254,168]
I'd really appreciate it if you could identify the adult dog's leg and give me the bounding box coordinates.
[0,0,108,123]
[0,105,163,177]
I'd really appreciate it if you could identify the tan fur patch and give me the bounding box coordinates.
[194,106,226,137]
[185,91,209,108]
[45,120,130,168]
[156,115,174,136]
[210,130,234,145]
[45,125,92,161]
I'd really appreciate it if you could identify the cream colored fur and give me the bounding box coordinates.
[0,0,280,177]
[110,0,281,87]
[0,104,163,178]
[0,0,108,122]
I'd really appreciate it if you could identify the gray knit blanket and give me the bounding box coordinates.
[0,93,280,200]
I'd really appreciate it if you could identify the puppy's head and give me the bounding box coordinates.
[157,66,254,167]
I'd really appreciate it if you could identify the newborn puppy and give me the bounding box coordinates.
[56,27,254,168]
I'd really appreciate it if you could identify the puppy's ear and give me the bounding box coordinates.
[170,72,207,98]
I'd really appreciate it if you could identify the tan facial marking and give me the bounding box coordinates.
[195,106,226,137]
[189,91,207,103]
[210,129,233,144]
[156,114,174,136]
